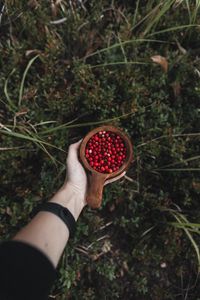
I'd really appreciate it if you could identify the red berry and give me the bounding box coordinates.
[85,130,127,174]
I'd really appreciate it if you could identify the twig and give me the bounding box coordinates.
[87,235,110,250]
[96,234,110,242]
[0,4,5,25]
[0,146,23,151]
[0,123,12,132]
[124,171,140,193]
[124,175,134,182]
[50,17,67,25]
[75,246,89,256]
[99,222,113,231]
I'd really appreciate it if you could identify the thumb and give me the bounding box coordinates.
[67,139,82,162]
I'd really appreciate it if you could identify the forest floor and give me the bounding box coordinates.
[0,1,200,299]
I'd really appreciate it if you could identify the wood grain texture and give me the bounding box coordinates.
[79,125,133,208]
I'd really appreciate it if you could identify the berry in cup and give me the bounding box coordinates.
[85,131,127,173]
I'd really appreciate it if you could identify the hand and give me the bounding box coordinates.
[66,140,88,204]
[65,139,126,205]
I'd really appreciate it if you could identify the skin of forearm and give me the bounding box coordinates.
[13,183,85,267]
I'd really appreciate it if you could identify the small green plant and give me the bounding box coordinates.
[163,207,200,271]
[96,261,116,281]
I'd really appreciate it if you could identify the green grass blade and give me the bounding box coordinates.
[155,168,200,171]
[89,61,148,68]
[18,127,64,166]
[132,0,140,29]
[170,222,200,234]
[185,0,192,23]
[83,38,170,60]
[141,225,156,237]
[170,222,200,229]
[157,155,200,169]
[148,24,200,37]
[0,123,12,132]
[173,214,200,271]
[34,121,57,127]
[131,2,162,32]
[163,209,200,271]
[137,132,200,148]
[39,111,136,135]
[4,68,17,111]
[35,141,62,166]
[117,34,128,63]
[142,0,175,37]
[18,54,40,107]
[0,129,66,153]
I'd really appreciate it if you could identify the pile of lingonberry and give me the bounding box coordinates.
[85,130,127,173]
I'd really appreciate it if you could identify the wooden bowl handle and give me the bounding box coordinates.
[86,172,108,209]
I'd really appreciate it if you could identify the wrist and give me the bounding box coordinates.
[49,183,85,221]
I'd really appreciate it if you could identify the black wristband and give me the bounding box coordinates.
[31,202,76,238]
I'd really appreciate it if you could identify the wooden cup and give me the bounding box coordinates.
[79,125,133,208]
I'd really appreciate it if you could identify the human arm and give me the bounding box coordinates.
[0,140,125,300]
[13,140,125,267]
[13,141,87,267]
